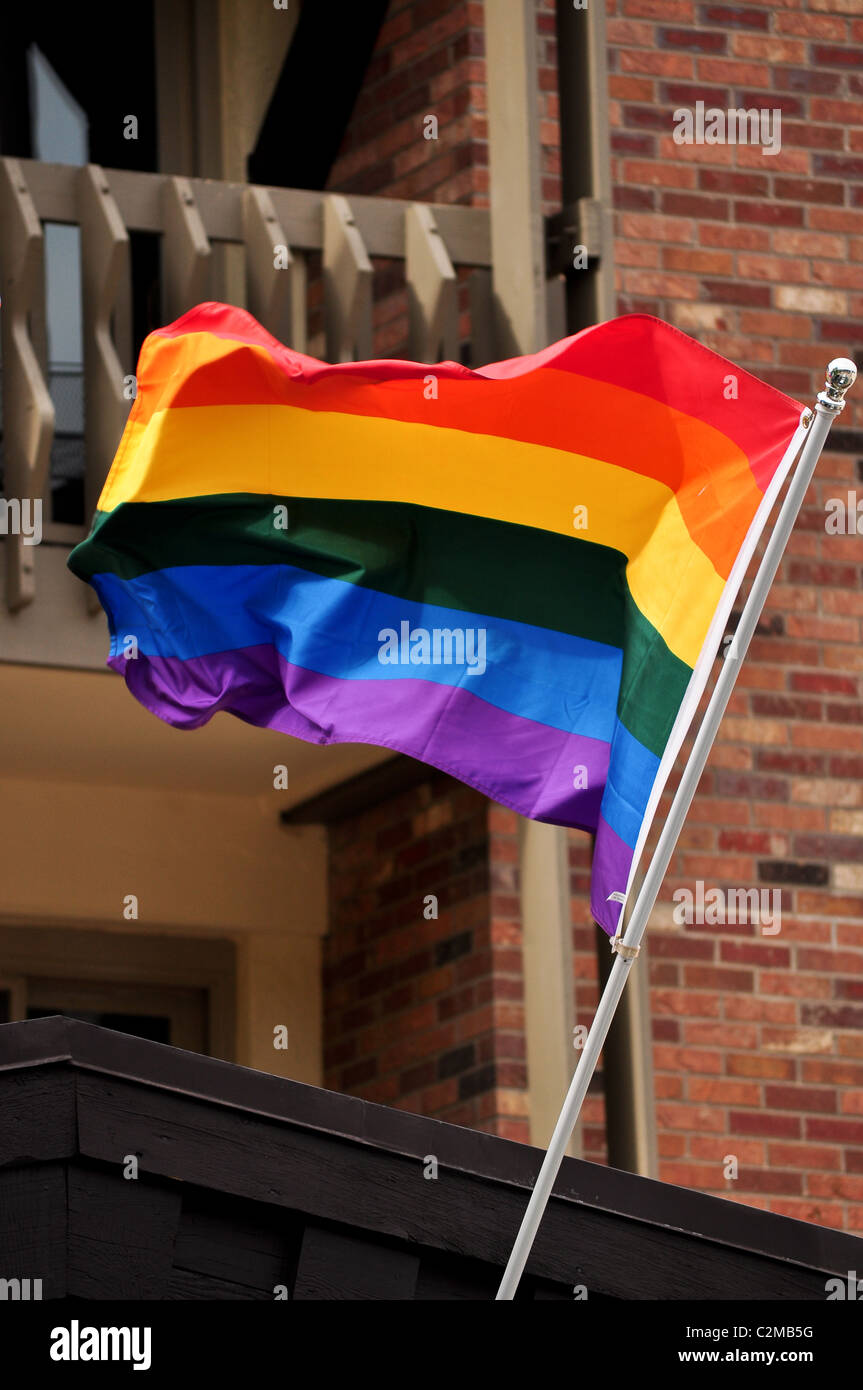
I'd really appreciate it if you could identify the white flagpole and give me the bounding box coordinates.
[496,358,857,1301]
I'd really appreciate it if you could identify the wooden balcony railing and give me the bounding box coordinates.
[0,157,493,613]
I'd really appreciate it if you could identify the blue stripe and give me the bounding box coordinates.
[92,562,661,843]
[93,563,623,738]
[603,721,660,848]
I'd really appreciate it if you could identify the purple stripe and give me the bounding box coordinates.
[112,644,611,823]
[587,816,633,935]
[111,644,635,934]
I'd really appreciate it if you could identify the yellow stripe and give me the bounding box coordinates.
[99,404,725,666]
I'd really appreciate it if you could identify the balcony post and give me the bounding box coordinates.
[485,0,547,358]
[405,202,458,364]
[79,164,133,610]
[242,184,306,351]
[0,158,55,612]
[485,3,578,1154]
[323,193,372,363]
[162,175,211,323]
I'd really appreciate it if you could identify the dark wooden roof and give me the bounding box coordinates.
[1,1016,860,1300]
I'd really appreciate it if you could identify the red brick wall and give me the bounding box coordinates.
[607,0,863,400]
[322,0,487,360]
[319,0,863,1230]
[328,0,487,205]
[323,773,530,1140]
[608,0,863,1232]
[320,0,562,358]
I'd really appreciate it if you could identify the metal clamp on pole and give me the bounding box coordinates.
[610,930,640,961]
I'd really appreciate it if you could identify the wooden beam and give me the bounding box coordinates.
[597,912,659,1178]
[68,1166,181,1299]
[154,0,198,176]
[519,819,578,1154]
[69,1069,828,1297]
[485,0,547,356]
[16,159,493,265]
[0,158,55,611]
[78,164,132,613]
[0,1165,67,1299]
[248,0,390,191]
[555,0,615,326]
[485,1,580,1162]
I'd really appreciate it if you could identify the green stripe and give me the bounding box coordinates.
[70,495,692,756]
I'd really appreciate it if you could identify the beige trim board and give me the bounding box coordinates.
[485,0,547,356]
[519,819,578,1154]
[235,928,322,1086]
[155,0,301,182]
[0,776,327,936]
[584,0,615,322]
[597,877,659,1178]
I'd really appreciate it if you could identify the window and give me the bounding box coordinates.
[27,44,87,524]
[0,928,235,1060]
[25,978,207,1050]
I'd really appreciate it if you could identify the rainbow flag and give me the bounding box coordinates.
[69,303,804,933]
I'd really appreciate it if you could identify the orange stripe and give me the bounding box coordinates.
[130,329,763,579]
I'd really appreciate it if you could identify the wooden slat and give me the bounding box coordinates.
[519,819,577,1152]
[294,1225,419,1300]
[405,202,457,363]
[166,1267,275,1299]
[421,203,490,270]
[323,193,372,363]
[162,175,211,321]
[0,1069,76,1166]
[0,1165,67,1299]
[0,158,55,611]
[78,164,133,612]
[67,1165,181,1299]
[172,1195,300,1293]
[242,185,306,351]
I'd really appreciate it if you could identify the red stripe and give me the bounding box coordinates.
[154,302,802,493]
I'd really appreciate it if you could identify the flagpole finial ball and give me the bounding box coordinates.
[818,358,857,413]
[827,359,856,393]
